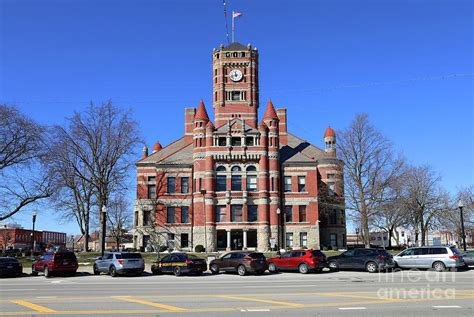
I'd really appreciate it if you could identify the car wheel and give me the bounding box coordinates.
[366,261,378,273]
[268,263,278,273]
[93,265,100,275]
[174,266,182,277]
[44,266,51,278]
[433,261,446,272]
[210,264,219,275]
[109,266,118,277]
[298,263,309,274]
[31,266,38,276]
[328,261,339,272]
[237,265,247,276]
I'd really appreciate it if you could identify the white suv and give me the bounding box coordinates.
[394,246,464,271]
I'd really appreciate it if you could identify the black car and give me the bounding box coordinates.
[151,253,207,276]
[327,248,395,273]
[0,257,23,278]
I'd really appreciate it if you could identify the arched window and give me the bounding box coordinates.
[246,166,256,172]
[231,166,241,172]
[231,166,242,191]
[216,166,227,191]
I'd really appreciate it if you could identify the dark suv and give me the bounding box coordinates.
[209,251,267,276]
[267,250,327,274]
[32,251,78,278]
[327,248,394,273]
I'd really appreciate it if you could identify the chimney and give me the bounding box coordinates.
[276,108,287,134]
[142,146,148,159]
[185,108,196,135]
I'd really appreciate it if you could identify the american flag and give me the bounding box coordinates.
[233,12,242,18]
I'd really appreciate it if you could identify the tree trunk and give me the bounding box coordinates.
[83,220,89,252]
[420,223,426,246]
[388,227,393,248]
[361,208,370,248]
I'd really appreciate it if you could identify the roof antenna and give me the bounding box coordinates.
[222,0,230,44]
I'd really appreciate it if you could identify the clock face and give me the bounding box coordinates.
[229,69,243,82]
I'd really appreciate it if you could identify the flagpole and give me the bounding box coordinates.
[232,11,235,43]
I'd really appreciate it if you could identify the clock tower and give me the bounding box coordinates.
[212,42,259,128]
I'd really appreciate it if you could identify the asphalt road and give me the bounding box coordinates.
[1,269,473,316]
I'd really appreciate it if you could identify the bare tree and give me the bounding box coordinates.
[107,195,132,250]
[51,101,141,252]
[47,132,96,252]
[337,113,404,247]
[402,165,450,246]
[0,104,55,221]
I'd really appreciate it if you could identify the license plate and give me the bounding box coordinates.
[63,261,69,265]
[7,265,13,269]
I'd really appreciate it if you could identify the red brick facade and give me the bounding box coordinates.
[134,43,346,252]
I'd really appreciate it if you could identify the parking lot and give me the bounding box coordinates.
[1,269,473,316]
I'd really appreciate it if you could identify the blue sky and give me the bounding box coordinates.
[1,0,472,234]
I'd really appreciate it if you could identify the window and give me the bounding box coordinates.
[327,173,335,180]
[181,206,188,223]
[168,233,175,241]
[231,175,242,191]
[216,175,227,192]
[284,176,292,192]
[330,209,337,224]
[286,233,294,248]
[248,205,258,222]
[271,177,275,191]
[300,233,308,247]
[147,184,156,199]
[246,166,256,172]
[246,175,257,191]
[231,137,241,146]
[299,205,307,222]
[285,206,293,223]
[231,91,241,101]
[167,177,176,193]
[218,137,227,146]
[231,166,241,172]
[216,166,226,172]
[167,207,175,223]
[143,210,152,226]
[231,205,243,222]
[181,177,189,193]
[328,182,335,196]
[298,176,306,192]
[330,234,337,247]
[430,248,448,255]
[181,233,189,248]
[245,137,254,146]
[215,205,226,223]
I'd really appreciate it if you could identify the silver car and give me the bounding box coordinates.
[394,246,465,271]
[93,252,145,277]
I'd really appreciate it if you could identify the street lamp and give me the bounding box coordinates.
[31,211,37,258]
[276,208,281,251]
[200,189,207,252]
[355,228,359,247]
[458,200,467,252]
[101,205,107,257]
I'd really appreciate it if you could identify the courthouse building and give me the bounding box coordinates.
[134,42,346,252]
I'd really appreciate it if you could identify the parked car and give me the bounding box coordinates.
[0,257,22,278]
[327,248,395,273]
[267,250,327,274]
[393,246,465,271]
[209,251,267,276]
[31,251,78,278]
[462,250,474,268]
[93,252,144,277]
[151,253,207,276]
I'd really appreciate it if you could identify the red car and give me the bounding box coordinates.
[267,250,327,274]
[31,251,78,278]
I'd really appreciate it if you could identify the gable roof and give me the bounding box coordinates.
[280,133,333,164]
[214,118,259,134]
[138,136,193,165]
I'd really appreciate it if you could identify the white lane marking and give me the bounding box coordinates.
[433,306,461,308]
[339,307,367,310]
[51,280,63,284]
[240,309,270,312]
[37,296,58,299]
[0,289,36,292]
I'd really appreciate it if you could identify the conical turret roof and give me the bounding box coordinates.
[194,99,210,121]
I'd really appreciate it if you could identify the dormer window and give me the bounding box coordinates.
[218,137,227,146]
[231,137,241,146]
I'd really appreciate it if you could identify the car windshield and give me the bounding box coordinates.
[54,253,76,260]
[116,253,142,259]
[248,253,265,259]
[450,247,462,255]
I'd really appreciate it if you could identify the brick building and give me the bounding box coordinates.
[0,227,66,252]
[134,42,346,252]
